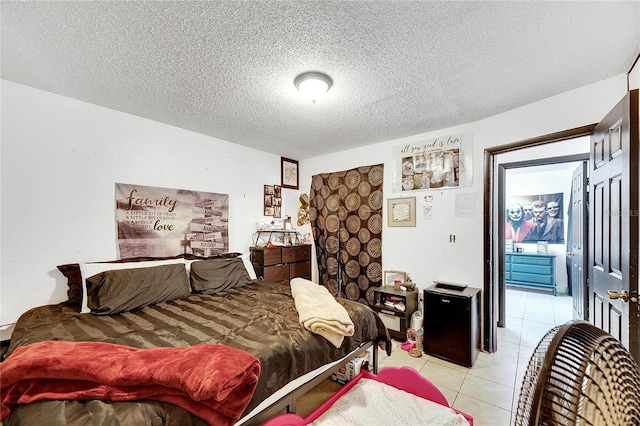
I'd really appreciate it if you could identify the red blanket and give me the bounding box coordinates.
[0,341,261,425]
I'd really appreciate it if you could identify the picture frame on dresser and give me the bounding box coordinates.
[384,270,407,286]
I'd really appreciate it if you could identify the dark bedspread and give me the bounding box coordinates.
[4,280,390,425]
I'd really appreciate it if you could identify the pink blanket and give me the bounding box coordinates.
[0,341,261,425]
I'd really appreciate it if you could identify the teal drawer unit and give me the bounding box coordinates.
[505,253,557,295]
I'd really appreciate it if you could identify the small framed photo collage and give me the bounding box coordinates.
[264,184,282,218]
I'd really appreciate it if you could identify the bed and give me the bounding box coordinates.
[1,253,391,426]
[263,366,474,425]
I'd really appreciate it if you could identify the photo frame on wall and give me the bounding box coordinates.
[281,157,299,189]
[264,184,282,217]
[388,197,416,227]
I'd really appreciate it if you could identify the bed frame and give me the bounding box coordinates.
[238,340,378,425]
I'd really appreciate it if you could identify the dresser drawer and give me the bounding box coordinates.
[512,256,553,266]
[511,263,553,276]
[290,260,311,279]
[253,247,281,266]
[296,245,311,261]
[281,247,298,263]
[510,272,554,285]
[261,264,290,282]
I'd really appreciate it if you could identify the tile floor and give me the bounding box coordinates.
[383,289,573,425]
[295,288,574,426]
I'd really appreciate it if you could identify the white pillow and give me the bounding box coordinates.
[79,259,188,314]
[240,253,257,280]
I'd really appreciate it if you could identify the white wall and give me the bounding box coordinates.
[300,75,628,299]
[0,73,630,327]
[0,80,282,325]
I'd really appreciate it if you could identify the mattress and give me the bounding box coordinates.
[4,280,390,425]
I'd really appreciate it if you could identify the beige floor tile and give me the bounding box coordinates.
[419,360,468,392]
[452,393,513,426]
[467,358,518,388]
[459,374,514,411]
[519,320,556,347]
[477,340,520,369]
[523,307,555,325]
[438,386,459,406]
[498,316,523,345]
[427,354,471,372]
[379,347,428,370]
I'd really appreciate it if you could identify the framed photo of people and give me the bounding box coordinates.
[506,193,564,244]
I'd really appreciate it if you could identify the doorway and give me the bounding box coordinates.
[499,157,588,341]
[482,125,595,353]
[484,90,639,361]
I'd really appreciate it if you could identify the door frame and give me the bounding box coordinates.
[496,154,589,328]
[482,124,596,352]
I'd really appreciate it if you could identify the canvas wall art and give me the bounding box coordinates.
[116,183,229,258]
[506,193,564,244]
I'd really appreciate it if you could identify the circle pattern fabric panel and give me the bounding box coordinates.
[325,214,340,233]
[358,275,370,290]
[345,193,361,212]
[366,261,382,282]
[358,205,372,221]
[367,238,382,258]
[358,181,372,197]
[326,235,339,254]
[368,214,383,235]
[346,237,361,257]
[358,228,371,244]
[346,215,361,234]
[345,282,359,300]
[345,170,361,189]
[328,175,341,190]
[326,256,339,275]
[326,194,340,212]
[359,251,370,267]
[368,166,384,186]
[309,164,384,305]
[368,190,383,211]
[345,259,360,279]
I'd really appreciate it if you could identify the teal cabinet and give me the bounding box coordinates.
[505,253,557,295]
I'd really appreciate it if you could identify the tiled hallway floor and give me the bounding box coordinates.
[296,288,574,426]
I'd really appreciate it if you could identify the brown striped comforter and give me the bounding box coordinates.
[4,281,390,425]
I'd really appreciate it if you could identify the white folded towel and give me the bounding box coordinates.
[290,277,355,348]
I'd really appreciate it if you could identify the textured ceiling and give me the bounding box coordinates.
[2,1,639,160]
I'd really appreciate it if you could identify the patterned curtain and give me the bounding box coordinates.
[308,164,384,306]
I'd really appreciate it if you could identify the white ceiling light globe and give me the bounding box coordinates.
[294,72,333,103]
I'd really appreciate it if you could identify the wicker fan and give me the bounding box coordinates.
[514,320,640,426]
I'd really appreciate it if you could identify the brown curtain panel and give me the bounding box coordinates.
[309,164,384,306]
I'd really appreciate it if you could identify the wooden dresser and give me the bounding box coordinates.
[250,245,312,284]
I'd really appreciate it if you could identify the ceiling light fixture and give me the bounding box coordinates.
[294,71,333,103]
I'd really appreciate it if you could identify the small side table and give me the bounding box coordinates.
[370,286,418,340]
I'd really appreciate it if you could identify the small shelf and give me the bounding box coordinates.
[370,286,418,340]
[253,229,300,247]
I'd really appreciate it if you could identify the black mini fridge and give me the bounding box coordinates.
[423,284,481,367]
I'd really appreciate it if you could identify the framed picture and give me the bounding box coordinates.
[384,270,407,286]
[264,184,279,216]
[388,197,416,227]
[281,157,299,189]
